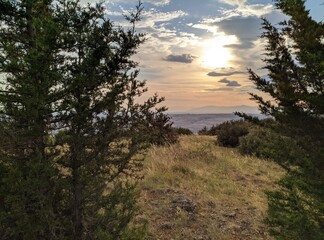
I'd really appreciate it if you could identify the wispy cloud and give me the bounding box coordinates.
[220,4,273,18]
[218,0,246,5]
[82,0,172,7]
[205,87,234,92]
[191,23,219,35]
[144,0,171,6]
[217,0,273,17]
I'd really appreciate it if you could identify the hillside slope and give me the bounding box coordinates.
[136,136,284,240]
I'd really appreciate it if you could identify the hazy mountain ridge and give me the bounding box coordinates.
[172,105,259,114]
[187,105,259,114]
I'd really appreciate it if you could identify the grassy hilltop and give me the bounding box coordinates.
[136,135,284,240]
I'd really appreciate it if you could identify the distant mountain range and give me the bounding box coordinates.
[172,105,259,114]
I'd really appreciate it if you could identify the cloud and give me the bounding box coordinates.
[205,87,234,92]
[211,16,262,49]
[217,0,273,17]
[192,16,264,51]
[136,9,188,28]
[164,54,196,63]
[144,0,171,6]
[81,0,171,7]
[224,42,254,49]
[207,71,245,77]
[218,0,246,6]
[102,8,187,29]
[226,81,241,86]
[105,7,197,63]
[191,23,219,35]
[218,78,241,86]
[218,78,231,83]
[216,16,261,38]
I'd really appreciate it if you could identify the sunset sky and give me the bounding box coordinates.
[82,0,323,112]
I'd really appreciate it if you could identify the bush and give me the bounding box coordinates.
[141,111,179,146]
[173,127,193,135]
[198,125,218,136]
[215,120,249,147]
[239,127,307,169]
[198,126,208,135]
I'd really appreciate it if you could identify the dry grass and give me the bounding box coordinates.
[136,135,285,240]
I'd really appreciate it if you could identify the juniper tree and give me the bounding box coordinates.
[0,0,173,239]
[0,0,65,239]
[239,0,324,239]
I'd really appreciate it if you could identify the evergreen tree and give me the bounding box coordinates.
[0,0,173,239]
[239,0,324,239]
[0,0,64,238]
[53,1,166,238]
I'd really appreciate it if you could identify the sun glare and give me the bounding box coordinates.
[201,38,234,69]
[201,44,231,69]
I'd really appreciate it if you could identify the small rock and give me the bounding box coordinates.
[188,212,196,221]
[172,196,197,213]
[223,212,236,218]
[207,200,215,208]
[160,222,173,230]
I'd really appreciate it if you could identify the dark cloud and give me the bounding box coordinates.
[226,81,241,87]
[207,71,246,77]
[218,78,241,87]
[205,87,234,92]
[224,42,255,49]
[164,54,196,63]
[218,78,231,83]
[217,17,261,36]
[215,16,262,50]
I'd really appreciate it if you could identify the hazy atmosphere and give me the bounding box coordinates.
[80,0,323,112]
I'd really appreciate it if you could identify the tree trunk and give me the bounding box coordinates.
[72,141,83,240]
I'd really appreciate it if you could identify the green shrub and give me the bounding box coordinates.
[239,128,307,169]
[266,173,324,240]
[140,111,179,146]
[215,120,249,147]
[173,127,193,135]
[197,126,208,135]
[198,125,219,136]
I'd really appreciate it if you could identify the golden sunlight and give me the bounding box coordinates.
[200,37,235,69]
[201,45,231,69]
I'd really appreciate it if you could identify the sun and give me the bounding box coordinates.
[201,44,231,69]
[200,38,234,69]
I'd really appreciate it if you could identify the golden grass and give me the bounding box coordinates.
[136,135,285,240]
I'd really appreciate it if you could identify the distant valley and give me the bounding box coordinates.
[169,114,240,133]
[169,106,260,132]
[173,105,259,114]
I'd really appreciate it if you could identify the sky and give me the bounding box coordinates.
[82,0,323,112]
